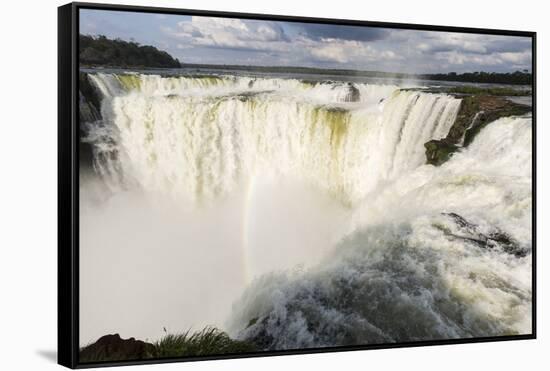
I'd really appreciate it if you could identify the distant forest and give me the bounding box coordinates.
[79,35,181,68]
[421,71,532,85]
[79,35,531,85]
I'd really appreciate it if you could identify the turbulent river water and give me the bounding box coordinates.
[79,71,532,348]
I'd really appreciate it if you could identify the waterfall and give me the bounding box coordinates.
[78,71,531,346]
[84,72,461,205]
[228,115,533,348]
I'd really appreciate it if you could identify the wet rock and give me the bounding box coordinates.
[78,73,103,170]
[425,95,531,166]
[343,83,361,102]
[425,139,459,166]
[438,212,528,258]
[79,72,102,112]
[79,93,101,123]
[79,334,156,362]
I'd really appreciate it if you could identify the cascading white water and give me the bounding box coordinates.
[228,115,533,348]
[85,73,460,205]
[79,71,531,348]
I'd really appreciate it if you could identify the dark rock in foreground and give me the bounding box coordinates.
[425,95,531,166]
[79,334,155,363]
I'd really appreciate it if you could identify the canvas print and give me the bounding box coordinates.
[77,8,533,363]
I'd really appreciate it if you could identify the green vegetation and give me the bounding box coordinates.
[152,327,257,358]
[422,70,531,85]
[79,327,257,363]
[447,86,531,96]
[80,34,181,68]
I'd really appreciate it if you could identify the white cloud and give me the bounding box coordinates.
[434,50,531,69]
[160,15,530,72]
[417,33,488,54]
[166,16,288,51]
[499,51,531,64]
[310,43,354,63]
[308,40,403,65]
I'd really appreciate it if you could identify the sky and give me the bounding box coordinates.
[80,9,532,74]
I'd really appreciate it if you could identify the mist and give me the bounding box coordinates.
[79,173,349,345]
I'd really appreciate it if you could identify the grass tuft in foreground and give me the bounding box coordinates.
[79,327,257,363]
[152,327,257,358]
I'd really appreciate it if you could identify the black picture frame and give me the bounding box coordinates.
[58,2,537,368]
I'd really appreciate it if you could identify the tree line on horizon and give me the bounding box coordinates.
[79,34,181,68]
[421,70,531,85]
